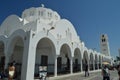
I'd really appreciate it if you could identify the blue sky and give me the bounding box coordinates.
[0,0,120,58]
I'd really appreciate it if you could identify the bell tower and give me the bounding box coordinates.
[100,34,110,56]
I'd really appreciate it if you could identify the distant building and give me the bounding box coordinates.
[100,34,110,56]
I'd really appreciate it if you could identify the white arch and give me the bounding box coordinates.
[33,31,57,56]
[73,47,82,72]
[7,29,26,56]
[58,39,72,57]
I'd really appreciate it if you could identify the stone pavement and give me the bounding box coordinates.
[48,70,101,80]
[46,70,119,80]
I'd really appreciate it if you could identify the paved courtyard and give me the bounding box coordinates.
[47,70,118,80]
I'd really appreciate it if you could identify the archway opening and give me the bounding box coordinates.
[73,48,81,72]
[9,37,24,80]
[82,51,88,71]
[89,53,94,70]
[57,44,71,75]
[34,38,56,78]
[95,54,98,70]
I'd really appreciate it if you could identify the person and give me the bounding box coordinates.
[101,65,110,80]
[8,63,15,80]
[85,63,89,77]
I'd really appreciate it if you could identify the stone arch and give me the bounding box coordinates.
[73,48,82,72]
[7,29,26,80]
[89,53,94,70]
[33,31,57,53]
[8,36,24,80]
[34,37,56,77]
[57,43,72,74]
[82,51,89,71]
[7,29,26,56]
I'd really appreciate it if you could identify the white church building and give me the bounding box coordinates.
[0,5,112,80]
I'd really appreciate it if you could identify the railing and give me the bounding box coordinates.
[34,63,82,77]
[73,64,81,72]
[89,64,94,70]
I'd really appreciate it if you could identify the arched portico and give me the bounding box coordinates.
[34,37,56,78]
[82,51,89,71]
[89,53,94,70]
[73,48,82,72]
[57,43,72,74]
[8,36,24,80]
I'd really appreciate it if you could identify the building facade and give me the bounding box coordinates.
[0,5,112,80]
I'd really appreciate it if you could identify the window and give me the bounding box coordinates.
[102,35,104,37]
[104,39,106,42]
[38,11,41,15]
[41,11,43,16]
[102,38,106,42]
[48,12,52,18]
[48,12,50,17]
[102,39,103,42]
[49,13,52,17]
[24,13,26,17]
[30,11,34,16]
[41,55,48,66]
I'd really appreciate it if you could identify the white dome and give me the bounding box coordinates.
[21,5,61,25]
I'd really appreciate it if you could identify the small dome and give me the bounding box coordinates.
[21,4,61,25]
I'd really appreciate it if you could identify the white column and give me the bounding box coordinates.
[93,60,95,70]
[4,46,9,70]
[98,62,99,69]
[80,60,83,72]
[88,60,90,71]
[70,57,73,74]
[21,31,36,80]
[54,55,58,77]
[97,62,99,70]
[100,59,102,69]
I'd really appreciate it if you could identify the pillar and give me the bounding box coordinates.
[88,59,90,71]
[93,60,95,70]
[70,57,73,74]
[4,45,14,70]
[80,60,83,72]
[97,61,99,70]
[54,55,58,77]
[4,55,9,69]
[21,31,36,80]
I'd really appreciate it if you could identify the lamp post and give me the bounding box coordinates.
[47,27,55,36]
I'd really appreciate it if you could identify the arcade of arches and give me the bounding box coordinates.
[0,36,107,79]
